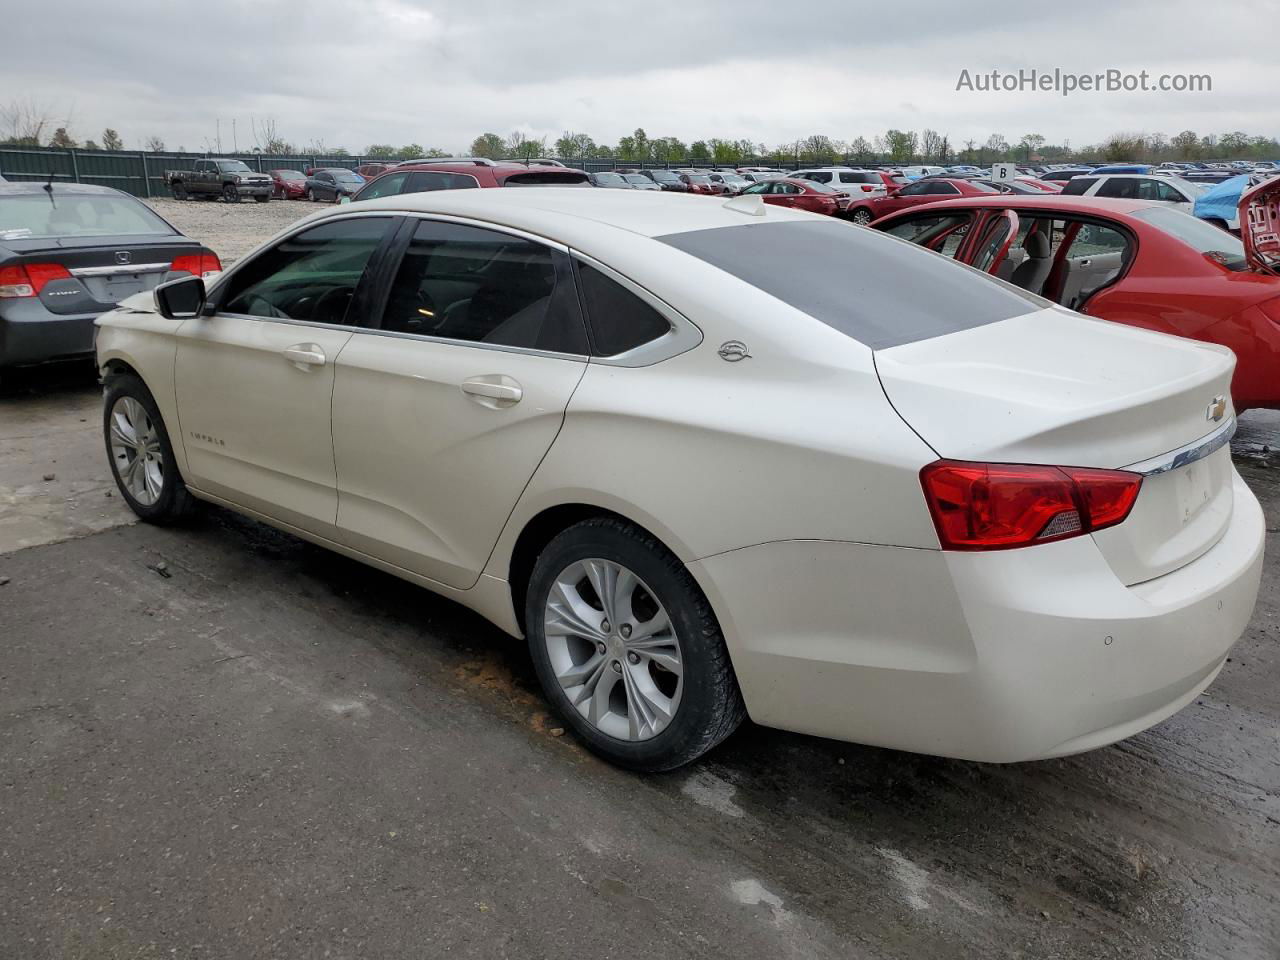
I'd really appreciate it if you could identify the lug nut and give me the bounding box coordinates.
[611,660,622,673]
[596,641,607,654]
[620,624,632,639]
[627,652,640,665]
[601,619,611,633]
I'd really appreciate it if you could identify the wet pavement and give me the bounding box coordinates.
[1,371,1278,959]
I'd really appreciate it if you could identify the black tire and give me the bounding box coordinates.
[171,182,187,201]
[223,183,240,203]
[102,373,194,524]
[254,193,270,204]
[306,188,315,202]
[525,517,746,772]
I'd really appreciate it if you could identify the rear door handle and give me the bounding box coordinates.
[461,375,523,408]
[283,343,326,369]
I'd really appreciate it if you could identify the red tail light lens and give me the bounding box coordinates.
[0,262,71,298]
[170,253,223,278]
[920,460,1142,551]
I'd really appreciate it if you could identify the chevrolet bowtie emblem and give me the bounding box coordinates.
[1206,395,1227,422]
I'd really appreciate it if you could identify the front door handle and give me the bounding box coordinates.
[461,375,523,409]
[283,343,326,370]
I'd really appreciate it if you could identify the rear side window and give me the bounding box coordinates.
[803,172,833,183]
[1095,179,1138,199]
[1060,177,1097,195]
[575,261,671,356]
[659,220,1042,350]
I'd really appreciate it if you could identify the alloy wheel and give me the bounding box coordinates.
[853,209,872,225]
[108,396,165,506]
[543,558,683,741]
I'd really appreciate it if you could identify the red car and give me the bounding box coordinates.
[678,173,725,196]
[267,169,308,200]
[738,177,844,215]
[845,177,1001,225]
[352,158,589,200]
[872,189,1280,410]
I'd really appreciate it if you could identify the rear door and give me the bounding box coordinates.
[331,217,589,589]
[174,214,397,538]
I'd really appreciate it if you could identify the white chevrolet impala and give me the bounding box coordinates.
[96,189,1264,771]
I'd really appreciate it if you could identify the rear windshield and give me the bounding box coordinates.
[659,220,1042,349]
[0,193,174,240]
[1130,206,1249,271]
[502,172,590,187]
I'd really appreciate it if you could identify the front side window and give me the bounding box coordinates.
[221,217,390,325]
[377,220,587,354]
[575,261,671,356]
[355,172,408,201]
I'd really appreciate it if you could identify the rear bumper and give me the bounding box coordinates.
[689,469,1264,762]
[0,300,99,367]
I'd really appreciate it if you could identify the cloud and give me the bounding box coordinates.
[2,0,1274,154]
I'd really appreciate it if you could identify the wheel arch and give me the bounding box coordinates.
[504,500,699,636]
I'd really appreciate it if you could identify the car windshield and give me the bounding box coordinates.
[1130,206,1249,271]
[685,175,711,184]
[336,175,364,183]
[660,219,1042,349]
[804,180,838,193]
[0,192,174,240]
[622,175,650,184]
[720,174,748,183]
[595,173,626,184]
[218,161,253,173]
[275,171,305,181]
[650,172,679,182]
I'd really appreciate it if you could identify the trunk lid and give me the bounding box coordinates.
[1,234,202,315]
[1241,177,1280,276]
[876,307,1237,584]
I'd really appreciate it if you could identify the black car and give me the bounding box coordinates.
[304,168,366,202]
[587,171,634,189]
[0,183,218,372]
[639,169,688,192]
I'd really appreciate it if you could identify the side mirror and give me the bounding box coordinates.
[154,274,206,320]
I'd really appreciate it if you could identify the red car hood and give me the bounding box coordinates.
[1242,178,1280,276]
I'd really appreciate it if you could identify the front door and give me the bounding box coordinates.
[174,215,395,538]
[332,218,590,588]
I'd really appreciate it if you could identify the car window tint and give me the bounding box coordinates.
[806,172,832,183]
[356,172,408,201]
[377,220,586,354]
[881,213,971,259]
[405,171,479,193]
[222,217,389,324]
[575,261,671,356]
[898,182,929,196]
[661,220,1042,350]
[1060,177,1096,196]
[1095,178,1137,199]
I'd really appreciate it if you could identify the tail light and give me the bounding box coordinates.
[0,262,71,298]
[920,460,1141,551]
[861,185,874,192]
[170,252,223,279]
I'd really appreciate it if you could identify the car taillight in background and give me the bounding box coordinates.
[170,253,223,279]
[0,262,71,298]
[920,460,1142,551]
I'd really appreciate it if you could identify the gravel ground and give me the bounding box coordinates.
[145,196,318,266]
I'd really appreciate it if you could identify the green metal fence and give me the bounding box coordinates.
[0,146,819,197]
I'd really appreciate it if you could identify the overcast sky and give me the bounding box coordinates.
[4,0,1274,154]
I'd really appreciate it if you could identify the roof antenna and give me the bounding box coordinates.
[43,170,56,207]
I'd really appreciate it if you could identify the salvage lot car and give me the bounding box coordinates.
[872,193,1280,411]
[1,182,219,372]
[95,189,1262,771]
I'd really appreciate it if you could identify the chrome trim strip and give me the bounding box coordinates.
[71,262,171,277]
[1123,417,1236,477]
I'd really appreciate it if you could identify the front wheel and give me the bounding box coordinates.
[526,518,746,771]
[103,374,194,524]
[306,188,315,202]
[171,182,188,201]
[222,183,241,203]
[850,208,873,226]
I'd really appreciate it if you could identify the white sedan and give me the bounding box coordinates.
[96,189,1264,771]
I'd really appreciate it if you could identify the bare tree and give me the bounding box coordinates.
[144,136,166,153]
[101,128,124,151]
[1,96,55,146]
[252,117,294,155]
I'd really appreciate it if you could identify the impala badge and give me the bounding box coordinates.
[1206,395,1227,422]
[718,340,751,362]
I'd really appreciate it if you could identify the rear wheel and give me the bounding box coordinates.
[103,374,194,524]
[526,518,745,771]
[306,188,315,202]
[851,208,873,226]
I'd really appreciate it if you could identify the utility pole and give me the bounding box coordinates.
[232,118,237,152]
[216,118,221,153]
